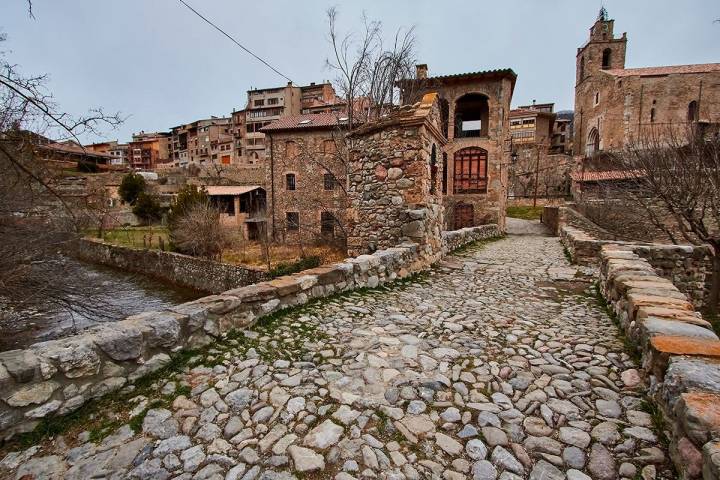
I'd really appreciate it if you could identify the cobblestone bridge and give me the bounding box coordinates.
[1,228,672,479]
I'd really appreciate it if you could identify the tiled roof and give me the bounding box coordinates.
[603,63,720,78]
[205,185,263,196]
[40,141,114,159]
[422,68,517,82]
[570,169,645,182]
[261,112,349,132]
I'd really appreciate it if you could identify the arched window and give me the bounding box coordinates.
[586,128,600,156]
[453,147,488,194]
[442,152,448,195]
[454,94,489,138]
[579,56,585,81]
[688,101,699,123]
[429,144,437,194]
[602,48,612,69]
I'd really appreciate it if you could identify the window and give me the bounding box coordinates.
[286,212,299,231]
[442,153,448,195]
[323,173,336,190]
[688,101,699,123]
[454,94,489,138]
[286,173,296,191]
[322,139,336,154]
[453,147,488,194]
[285,141,299,158]
[594,92,600,106]
[321,212,335,236]
[586,128,600,156]
[268,98,279,105]
[430,144,438,194]
[650,108,656,123]
[254,99,265,107]
[602,48,612,69]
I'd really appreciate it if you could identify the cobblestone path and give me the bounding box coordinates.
[1,234,673,480]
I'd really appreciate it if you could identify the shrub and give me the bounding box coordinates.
[132,192,163,225]
[170,201,231,260]
[167,184,209,230]
[118,173,146,205]
[268,255,321,278]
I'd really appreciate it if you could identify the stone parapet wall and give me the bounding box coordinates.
[560,225,712,310]
[598,245,720,479]
[0,226,498,440]
[543,205,617,239]
[75,238,267,294]
[442,224,501,254]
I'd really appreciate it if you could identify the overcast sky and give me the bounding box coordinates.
[2,0,718,143]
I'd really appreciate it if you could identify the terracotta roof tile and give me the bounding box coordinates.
[570,169,645,182]
[603,63,720,78]
[261,112,349,132]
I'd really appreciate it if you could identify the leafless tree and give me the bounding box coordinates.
[597,127,720,313]
[0,25,124,330]
[170,201,233,261]
[325,7,419,126]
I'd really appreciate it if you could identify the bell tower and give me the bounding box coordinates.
[576,8,627,85]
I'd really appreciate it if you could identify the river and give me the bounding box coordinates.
[0,257,202,351]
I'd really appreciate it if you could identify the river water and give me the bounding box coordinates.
[0,257,202,351]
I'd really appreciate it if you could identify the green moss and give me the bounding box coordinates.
[506,205,543,220]
[451,235,504,256]
[268,256,322,279]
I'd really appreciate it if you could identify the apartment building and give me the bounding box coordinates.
[128,131,171,170]
[169,117,232,166]
[88,140,129,166]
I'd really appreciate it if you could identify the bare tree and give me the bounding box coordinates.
[170,201,233,261]
[0,25,124,328]
[598,127,720,313]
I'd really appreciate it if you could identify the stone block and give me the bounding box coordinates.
[638,318,718,349]
[133,312,182,349]
[224,283,278,302]
[32,338,101,379]
[128,353,171,382]
[661,357,720,411]
[4,381,59,407]
[704,441,720,480]
[0,350,39,384]
[676,392,720,446]
[301,265,346,285]
[93,323,144,361]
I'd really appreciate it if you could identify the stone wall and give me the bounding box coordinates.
[598,245,720,478]
[75,239,267,294]
[441,224,501,254]
[543,205,617,239]
[560,225,713,310]
[347,93,447,264]
[0,225,499,440]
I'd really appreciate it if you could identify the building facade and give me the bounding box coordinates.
[128,131,171,170]
[261,112,349,245]
[574,8,720,158]
[169,117,232,167]
[400,64,516,231]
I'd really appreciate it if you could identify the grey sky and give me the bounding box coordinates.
[2,0,718,143]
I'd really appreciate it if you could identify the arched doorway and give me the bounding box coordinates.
[586,128,600,157]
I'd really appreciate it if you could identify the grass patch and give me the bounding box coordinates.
[451,235,505,256]
[268,256,321,279]
[97,226,170,250]
[594,282,641,363]
[506,205,543,220]
[639,399,671,447]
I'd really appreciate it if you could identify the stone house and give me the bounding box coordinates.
[399,64,516,231]
[261,112,350,245]
[346,93,447,263]
[574,8,720,159]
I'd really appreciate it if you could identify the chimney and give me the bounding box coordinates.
[416,64,428,80]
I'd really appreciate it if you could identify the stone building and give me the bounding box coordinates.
[574,8,720,158]
[399,64,516,231]
[346,93,447,263]
[261,112,349,245]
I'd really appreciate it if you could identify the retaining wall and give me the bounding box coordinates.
[599,245,720,479]
[561,225,712,310]
[0,225,499,440]
[75,239,267,294]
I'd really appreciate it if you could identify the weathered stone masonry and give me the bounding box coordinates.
[347,93,447,265]
[75,238,267,294]
[0,224,499,440]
